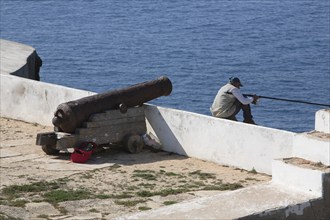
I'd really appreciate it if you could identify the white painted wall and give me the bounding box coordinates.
[293,133,330,166]
[315,109,330,134]
[145,105,295,174]
[272,159,324,197]
[0,74,95,126]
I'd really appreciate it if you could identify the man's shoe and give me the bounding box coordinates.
[243,118,257,125]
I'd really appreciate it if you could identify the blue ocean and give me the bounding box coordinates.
[1,0,329,132]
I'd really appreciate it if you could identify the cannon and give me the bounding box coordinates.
[36,76,172,155]
[53,76,172,133]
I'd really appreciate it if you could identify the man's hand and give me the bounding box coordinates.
[252,95,259,104]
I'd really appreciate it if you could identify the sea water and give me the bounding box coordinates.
[1,0,329,132]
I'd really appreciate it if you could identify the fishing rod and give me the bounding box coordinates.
[244,94,330,107]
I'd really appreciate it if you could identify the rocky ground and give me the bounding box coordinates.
[0,117,271,220]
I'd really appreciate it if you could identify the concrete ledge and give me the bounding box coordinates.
[241,197,329,220]
[0,39,42,80]
[115,183,319,220]
[272,159,325,197]
[261,166,330,220]
[293,133,330,166]
[315,109,330,133]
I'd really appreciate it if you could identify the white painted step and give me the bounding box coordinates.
[115,183,318,220]
[293,132,330,166]
[272,158,327,197]
[315,109,330,133]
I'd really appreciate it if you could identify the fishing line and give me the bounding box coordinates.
[244,94,330,107]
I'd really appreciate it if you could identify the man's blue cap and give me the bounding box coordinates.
[229,77,243,87]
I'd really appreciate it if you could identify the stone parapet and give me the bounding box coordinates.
[0,39,42,80]
[272,159,326,197]
[315,109,330,134]
[293,132,330,166]
[0,74,94,126]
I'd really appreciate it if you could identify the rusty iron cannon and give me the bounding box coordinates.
[52,76,172,133]
[36,76,172,155]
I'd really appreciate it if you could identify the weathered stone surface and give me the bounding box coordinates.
[64,214,102,220]
[25,202,61,216]
[0,205,31,219]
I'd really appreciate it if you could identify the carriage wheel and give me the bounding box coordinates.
[42,144,60,155]
[123,134,145,153]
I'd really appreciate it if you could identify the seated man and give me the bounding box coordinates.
[210,77,259,124]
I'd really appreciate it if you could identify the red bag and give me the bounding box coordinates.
[71,142,97,163]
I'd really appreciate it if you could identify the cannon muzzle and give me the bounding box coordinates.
[52,76,172,133]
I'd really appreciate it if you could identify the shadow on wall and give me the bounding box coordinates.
[145,105,187,156]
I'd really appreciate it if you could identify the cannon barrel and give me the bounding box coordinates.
[52,76,172,133]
